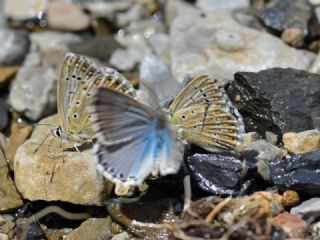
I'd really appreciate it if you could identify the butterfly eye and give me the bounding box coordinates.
[181,115,187,120]
[75,100,81,106]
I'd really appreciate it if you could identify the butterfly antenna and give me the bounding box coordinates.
[32,131,51,154]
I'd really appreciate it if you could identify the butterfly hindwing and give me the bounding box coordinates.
[88,88,182,187]
[57,53,136,142]
[170,75,244,151]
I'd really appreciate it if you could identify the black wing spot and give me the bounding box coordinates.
[72,75,76,78]
[66,77,70,81]
[77,77,81,81]
[72,113,79,119]
[181,115,187,120]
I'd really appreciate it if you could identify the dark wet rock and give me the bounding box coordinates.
[268,151,320,196]
[291,198,320,218]
[107,178,183,239]
[0,148,23,211]
[68,35,121,61]
[186,152,258,196]
[226,68,320,138]
[256,0,312,46]
[0,29,29,66]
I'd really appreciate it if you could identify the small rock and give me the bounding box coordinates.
[268,151,320,196]
[65,218,113,240]
[186,152,257,196]
[272,212,307,238]
[238,139,283,181]
[109,48,136,71]
[4,120,32,170]
[9,52,57,121]
[14,115,113,206]
[30,31,82,52]
[257,0,311,46]
[170,12,315,83]
[309,0,320,4]
[128,19,165,37]
[165,0,200,25]
[148,33,170,63]
[281,28,304,47]
[196,0,249,14]
[0,29,29,66]
[309,51,320,74]
[68,35,121,60]
[283,130,320,154]
[0,65,20,88]
[0,148,23,211]
[112,232,131,240]
[140,55,181,103]
[116,3,143,27]
[0,215,15,238]
[15,218,46,240]
[0,233,8,240]
[81,0,132,17]
[241,132,259,145]
[291,198,320,218]
[266,131,278,145]
[4,0,47,20]
[47,1,91,31]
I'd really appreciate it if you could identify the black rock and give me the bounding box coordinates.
[186,152,258,196]
[225,68,320,137]
[256,0,312,36]
[268,151,320,196]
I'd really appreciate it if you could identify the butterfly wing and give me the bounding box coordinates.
[88,88,183,187]
[170,75,244,151]
[57,53,136,141]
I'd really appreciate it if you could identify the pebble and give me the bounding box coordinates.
[47,1,91,31]
[0,148,23,211]
[9,52,57,121]
[148,33,170,63]
[196,0,249,14]
[81,0,132,18]
[140,55,181,103]
[30,31,82,52]
[4,0,47,20]
[0,215,15,239]
[256,0,311,46]
[116,3,143,27]
[265,131,278,145]
[165,0,200,25]
[0,29,29,66]
[271,212,307,238]
[65,218,113,240]
[291,198,320,218]
[14,115,113,206]
[170,12,315,84]
[268,151,320,196]
[238,139,283,181]
[109,48,136,71]
[283,130,320,154]
[241,132,259,146]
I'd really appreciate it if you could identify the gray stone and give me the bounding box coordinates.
[128,19,165,37]
[4,0,47,20]
[109,48,136,71]
[30,31,82,52]
[165,0,200,25]
[148,33,170,63]
[9,52,57,121]
[170,12,315,84]
[196,0,249,14]
[81,0,132,17]
[140,55,181,103]
[116,3,143,27]
[266,131,278,145]
[291,198,320,218]
[0,29,29,66]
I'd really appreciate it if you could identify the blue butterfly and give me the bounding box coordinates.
[88,88,184,195]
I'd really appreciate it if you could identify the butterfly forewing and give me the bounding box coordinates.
[170,75,244,152]
[88,88,182,187]
[57,53,136,142]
